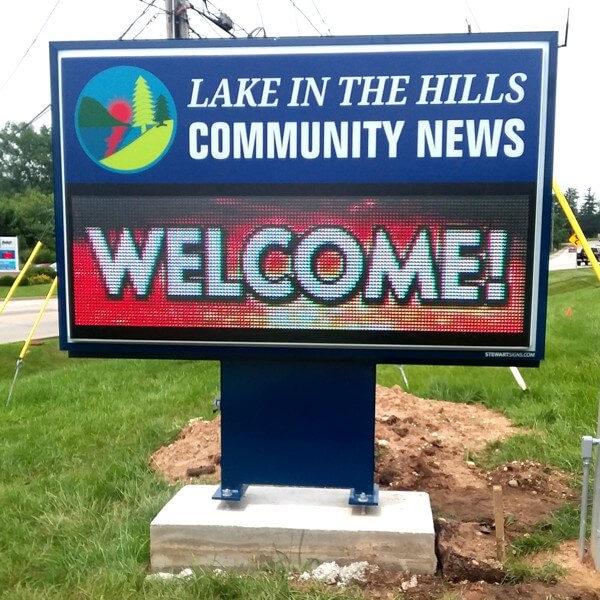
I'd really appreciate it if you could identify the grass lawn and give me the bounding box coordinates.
[0,268,599,598]
[0,283,53,299]
[379,268,600,472]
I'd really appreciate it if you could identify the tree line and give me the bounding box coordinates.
[0,120,597,262]
[0,122,55,263]
[552,187,599,250]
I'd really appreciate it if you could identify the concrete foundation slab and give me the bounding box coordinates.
[150,485,437,574]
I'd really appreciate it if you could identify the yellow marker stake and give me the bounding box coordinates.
[6,277,58,406]
[19,276,58,360]
[553,179,600,282]
[0,241,43,315]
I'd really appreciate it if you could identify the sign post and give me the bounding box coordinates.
[51,33,557,503]
[216,358,377,504]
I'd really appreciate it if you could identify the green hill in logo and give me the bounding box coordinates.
[78,97,129,127]
[100,120,174,172]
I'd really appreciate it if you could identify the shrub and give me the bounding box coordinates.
[28,274,53,285]
[0,275,16,287]
[30,266,56,279]
[0,275,29,287]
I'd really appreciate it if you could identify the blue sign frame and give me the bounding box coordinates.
[51,32,557,366]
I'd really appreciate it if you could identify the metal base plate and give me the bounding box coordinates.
[349,484,379,506]
[212,484,249,501]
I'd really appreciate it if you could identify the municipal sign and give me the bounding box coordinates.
[50,32,558,366]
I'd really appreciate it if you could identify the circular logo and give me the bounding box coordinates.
[75,66,177,173]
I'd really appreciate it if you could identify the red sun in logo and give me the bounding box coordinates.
[105,99,132,157]
[108,99,132,123]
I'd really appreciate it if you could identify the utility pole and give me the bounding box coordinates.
[166,0,189,39]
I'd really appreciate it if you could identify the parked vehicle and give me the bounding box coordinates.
[577,246,600,266]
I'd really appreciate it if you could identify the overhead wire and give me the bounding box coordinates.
[131,12,162,39]
[183,3,226,39]
[186,22,205,39]
[286,0,323,36]
[309,0,332,35]
[0,0,63,94]
[203,0,250,36]
[138,0,170,14]
[255,1,268,36]
[247,27,266,38]
[188,3,236,38]
[20,0,257,126]
[463,0,482,32]
[290,1,300,36]
[23,104,51,129]
[119,0,159,39]
[197,16,229,38]
[20,0,164,127]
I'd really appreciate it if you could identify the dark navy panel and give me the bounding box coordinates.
[220,358,375,493]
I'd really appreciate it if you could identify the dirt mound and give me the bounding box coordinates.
[149,384,598,599]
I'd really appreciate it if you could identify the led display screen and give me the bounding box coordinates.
[66,185,532,350]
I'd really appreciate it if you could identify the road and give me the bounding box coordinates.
[549,245,600,271]
[549,247,576,271]
[0,298,59,344]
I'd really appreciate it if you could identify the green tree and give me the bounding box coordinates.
[577,188,600,238]
[2,190,55,262]
[154,95,171,127]
[0,122,54,261]
[579,187,597,217]
[551,191,569,250]
[552,187,580,250]
[0,122,52,195]
[132,76,155,134]
[563,187,579,214]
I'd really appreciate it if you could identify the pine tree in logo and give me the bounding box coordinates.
[132,75,155,134]
[154,94,171,127]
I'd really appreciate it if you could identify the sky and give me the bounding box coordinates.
[0,0,597,198]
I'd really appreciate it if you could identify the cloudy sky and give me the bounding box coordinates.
[0,0,596,197]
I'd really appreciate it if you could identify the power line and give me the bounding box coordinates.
[20,0,162,127]
[247,27,266,38]
[131,12,163,39]
[138,0,170,16]
[20,0,255,126]
[187,22,205,39]
[188,3,236,37]
[204,0,250,36]
[286,0,323,36]
[463,0,482,33]
[21,1,163,127]
[0,0,63,95]
[119,0,159,40]
[18,104,51,131]
[195,15,229,38]
[309,0,332,35]
[255,1,268,36]
[27,104,51,127]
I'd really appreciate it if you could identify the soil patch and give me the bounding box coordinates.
[149,384,598,599]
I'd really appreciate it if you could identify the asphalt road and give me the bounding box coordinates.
[549,246,600,271]
[0,298,59,344]
[549,247,576,271]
